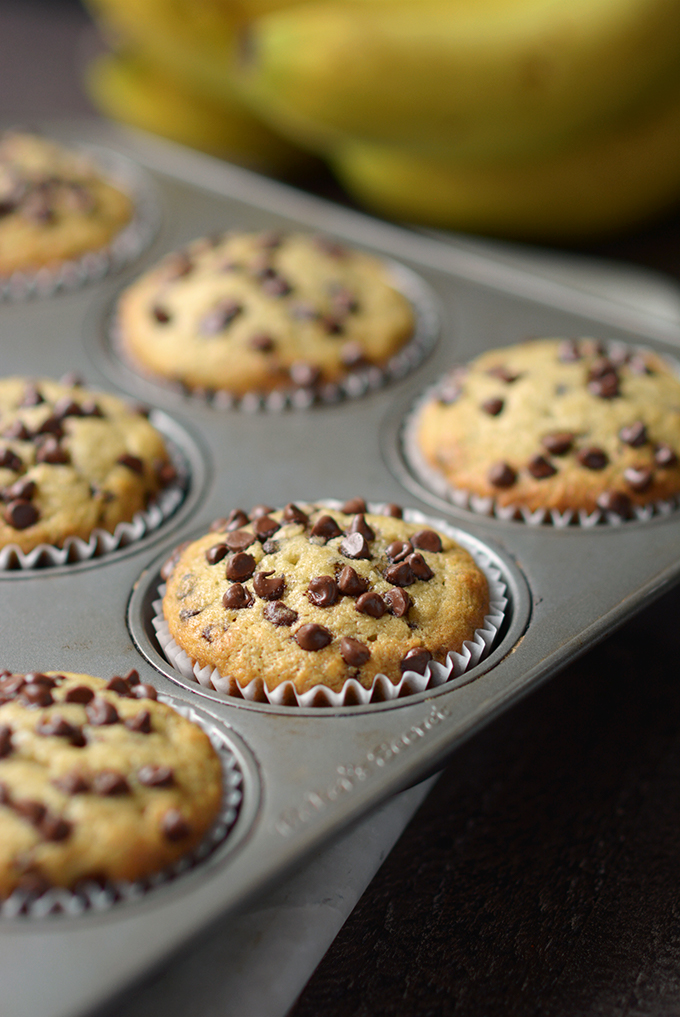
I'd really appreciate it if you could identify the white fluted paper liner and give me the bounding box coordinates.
[151,506,507,708]
[402,345,680,527]
[0,144,160,302]
[112,260,439,412]
[0,702,242,920]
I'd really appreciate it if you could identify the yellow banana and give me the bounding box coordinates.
[234,0,680,161]
[83,0,313,107]
[330,81,680,240]
[85,51,309,172]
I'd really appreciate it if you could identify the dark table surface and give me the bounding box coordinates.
[3,4,680,1015]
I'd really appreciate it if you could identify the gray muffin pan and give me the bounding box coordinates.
[0,120,679,1017]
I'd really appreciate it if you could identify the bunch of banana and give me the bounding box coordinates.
[231,0,680,239]
[83,0,312,173]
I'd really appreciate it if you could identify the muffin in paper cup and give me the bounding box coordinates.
[407,337,680,527]
[0,376,186,568]
[0,130,158,301]
[154,499,507,708]
[113,229,438,411]
[0,672,242,917]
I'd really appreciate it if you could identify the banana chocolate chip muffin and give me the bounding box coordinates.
[162,499,490,696]
[0,669,222,898]
[0,376,176,553]
[0,131,133,276]
[415,337,680,518]
[116,230,414,397]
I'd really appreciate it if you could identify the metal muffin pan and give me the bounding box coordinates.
[1,119,679,1017]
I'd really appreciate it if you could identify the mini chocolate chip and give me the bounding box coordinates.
[156,461,177,487]
[80,400,103,418]
[411,530,442,553]
[223,583,254,609]
[206,544,228,565]
[340,636,371,667]
[541,432,574,455]
[385,588,411,617]
[53,772,89,795]
[125,669,140,686]
[125,710,152,734]
[289,361,320,387]
[226,551,256,581]
[558,339,582,362]
[488,462,517,488]
[162,809,191,841]
[3,420,31,441]
[337,565,369,597]
[86,698,119,725]
[253,571,285,600]
[60,371,84,387]
[320,314,344,335]
[105,676,131,696]
[137,764,174,788]
[619,421,648,447]
[63,684,94,704]
[5,499,38,529]
[165,252,193,279]
[486,365,520,383]
[199,299,242,335]
[314,236,347,258]
[386,540,412,563]
[36,715,82,743]
[0,448,22,471]
[25,673,57,687]
[262,273,293,298]
[132,684,157,700]
[249,505,275,520]
[225,530,256,552]
[19,384,44,407]
[437,381,462,405]
[36,437,70,465]
[14,800,46,826]
[263,601,298,626]
[383,503,403,518]
[53,397,84,419]
[253,516,280,540]
[340,532,371,560]
[407,553,434,581]
[0,725,12,758]
[152,306,172,324]
[41,815,72,841]
[307,575,339,607]
[347,514,375,541]
[261,539,279,554]
[596,491,633,518]
[295,623,332,650]
[4,478,36,502]
[588,374,619,399]
[355,591,387,617]
[384,561,416,587]
[577,447,609,470]
[249,333,275,352]
[624,465,654,492]
[117,454,144,475]
[21,684,53,707]
[400,648,432,675]
[311,515,343,540]
[0,674,25,695]
[655,443,678,468]
[588,357,617,380]
[283,503,309,525]
[92,771,129,796]
[329,286,359,315]
[527,454,557,479]
[224,509,249,531]
[481,398,504,416]
[290,302,319,321]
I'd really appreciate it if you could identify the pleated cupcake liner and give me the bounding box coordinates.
[151,504,508,708]
[0,700,242,920]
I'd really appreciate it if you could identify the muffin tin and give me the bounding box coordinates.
[1,119,679,1017]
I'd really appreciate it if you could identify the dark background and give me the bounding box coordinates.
[3,4,680,1014]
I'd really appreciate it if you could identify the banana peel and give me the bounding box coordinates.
[234,0,680,161]
[86,51,309,173]
[330,82,680,241]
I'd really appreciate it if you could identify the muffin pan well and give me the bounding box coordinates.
[0,119,679,1017]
